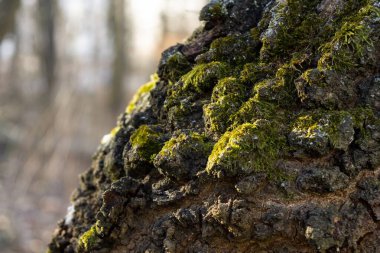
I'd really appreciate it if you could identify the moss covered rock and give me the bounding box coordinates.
[49,0,380,252]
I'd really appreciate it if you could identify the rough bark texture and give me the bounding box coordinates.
[48,0,380,252]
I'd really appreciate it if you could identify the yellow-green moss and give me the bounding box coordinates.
[204,77,249,135]
[318,3,380,71]
[163,52,192,83]
[260,0,323,61]
[154,132,213,180]
[291,110,359,151]
[197,33,260,65]
[164,62,230,113]
[78,225,102,252]
[204,95,245,135]
[300,69,326,88]
[126,73,159,114]
[211,77,248,102]
[250,61,301,107]
[181,61,230,93]
[158,132,212,158]
[230,97,279,129]
[130,125,164,161]
[199,2,227,22]
[206,120,286,179]
[318,22,372,70]
[240,63,275,85]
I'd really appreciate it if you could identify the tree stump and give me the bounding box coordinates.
[48,0,380,252]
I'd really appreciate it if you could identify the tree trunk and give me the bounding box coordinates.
[0,0,20,43]
[108,0,128,114]
[37,0,56,95]
[48,0,380,252]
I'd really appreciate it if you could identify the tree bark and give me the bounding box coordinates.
[48,0,380,252]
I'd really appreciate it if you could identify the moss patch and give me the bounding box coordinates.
[181,61,230,93]
[206,120,286,179]
[154,132,213,180]
[289,110,358,153]
[78,225,102,252]
[260,0,324,61]
[240,62,275,85]
[129,125,164,162]
[199,2,228,22]
[230,97,279,128]
[161,52,192,83]
[126,73,159,114]
[196,32,260,65]
[204,77,249,135]
[318,2,380,71]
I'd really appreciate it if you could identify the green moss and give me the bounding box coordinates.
[318,22,372,70]
[78,225,102,252]
[250,27,261,41]
[260,0,323,61]
[158,132,212,159]
[318,3,380,71]
[130,125,164,162]
[181,61,230,93]
[230,97,279,129]
[204,95,245,135]
[164,62,230,114]
[197,33,260,65]
[300,69,326,88]
[327,111,355,149]
[349,107,379,141]
[126,74,159,114]
[249,60,302,108]
[293,111,353,151]
[206,120,287,179]
[350,107,376,128]
[154,132,213,180]
[162,52,192,83]
[274,62,301,101]
[290,110,360,151]
[211,77,248,102]
[252,78,294,107]
[199,2,228,22]
[325,108,375,133]
[296,68,328,103]
[204,77,249,135]
[240,63,275,85]
[167,99,192,118]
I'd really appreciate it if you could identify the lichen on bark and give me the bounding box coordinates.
[49,0,380,252]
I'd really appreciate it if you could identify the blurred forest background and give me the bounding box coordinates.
[0,0,207,252]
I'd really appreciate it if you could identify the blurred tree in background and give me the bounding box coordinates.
[37,0,56,95]
[0,0,20,42]
[0,0,206,252]
[108,0,128,113]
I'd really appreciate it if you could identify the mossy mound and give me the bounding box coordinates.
[154,132,213,181]
[49,0,380,252]
[206,120,286,179]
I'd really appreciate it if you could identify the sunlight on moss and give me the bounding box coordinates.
[126,73,159,114]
